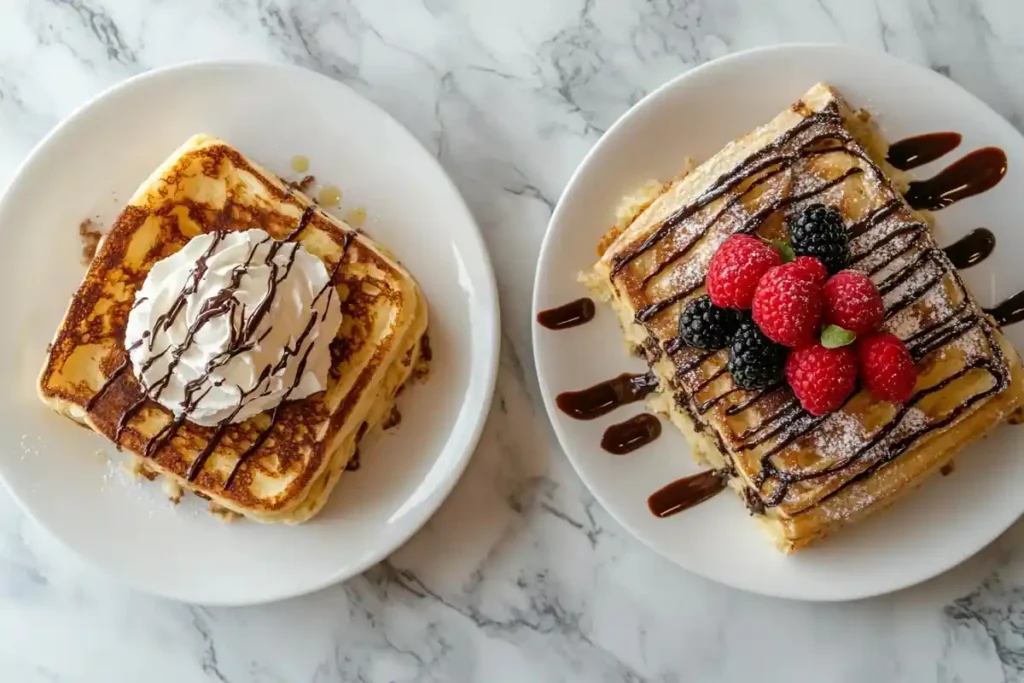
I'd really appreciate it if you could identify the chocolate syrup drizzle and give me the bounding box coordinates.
[284,206,316,242]
[904,147,1008,211]
[886,131,962,171]
[601,413,661,455]
[84,339,143,412]
[556,372,657,420]
[85,214,356,488]
[605,107,1013,516]
[609,109,845,277]
[986,292,1024,328]
[942,228,995,269]
[536,116,1019,519]
[537,298,596,330]
[647,469,727,518]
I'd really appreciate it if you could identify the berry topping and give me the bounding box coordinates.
[706,235,781,309]
[678,295,739,350]
[727,317,787,390]
[787,203,850,274]
[858,333,917,403]
[751,262,824,348]
[788,256,829,286]
[823,270,885,334]
[785,344,858,416]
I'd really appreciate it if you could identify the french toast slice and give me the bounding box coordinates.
[590,83,1024,552]
[38,134,428,523]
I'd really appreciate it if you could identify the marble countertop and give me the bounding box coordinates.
[3,0,1024,681]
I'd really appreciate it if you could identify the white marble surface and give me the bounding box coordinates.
[3,0,1024,681]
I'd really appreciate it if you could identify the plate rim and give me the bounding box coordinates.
[532,42,1024,601]
[0,58,501,605]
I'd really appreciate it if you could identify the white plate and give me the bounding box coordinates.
[533,44,1024,601]
[0,61,499,605]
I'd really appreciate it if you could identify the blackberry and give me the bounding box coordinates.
[678,295,738,350]
[787,203,850,274]
[728,318,787,390]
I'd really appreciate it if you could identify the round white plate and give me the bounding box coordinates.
[534,44,1024,601]
[0,61,499,605]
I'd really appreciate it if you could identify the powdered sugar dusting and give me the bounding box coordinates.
[19,433,41,460]
[943,324,988,360]
[860,231,924,282]
[605,102,1012,531]
[887,282,956,341]
[802,410,864,471]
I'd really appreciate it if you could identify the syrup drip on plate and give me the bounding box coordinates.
[986,291,1024,328]
[942,228,995,269]
[887,132,962,170]
[904,146,1007,211]
[601,414,661,455]
[556,372,658,420]
[536,298,596,330]
[647,470,727,518]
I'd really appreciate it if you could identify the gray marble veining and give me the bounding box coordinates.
[2,0,1024,681]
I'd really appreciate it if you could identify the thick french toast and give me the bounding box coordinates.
[590,83,1024,552]
[38,134,428,523]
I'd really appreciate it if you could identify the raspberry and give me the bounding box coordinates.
[785,344,858,416]
[788,203,850,274]
[858,333,917,403]
[788,256,828,286]
[823,270,885,334]
[728,317,787,389]
[678,295,739,350]
[706,235,781,309]
[751,262,824,348]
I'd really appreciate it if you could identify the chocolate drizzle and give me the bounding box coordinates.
[83,226,357,487]
[556,372,658,420]
[601,414,661,454]
[537,298,596,330]
[633,167,863,324]
[610,109,844,277]
[724,385,781,417]
[144,237,298,411]
[599,109,1015,518]
[887,132,962,170]
[219,233,354,487]
[114,397,147,444]
[150,232,225,347]
[637,143,852,288]
[84,339,144,412]
[744,294,1009,509]
[312,231,354,308]
[847,199,902,239]
[548,107,1019,522]
[774,356,1004,513]
[284,206,316,241]
[904,147,1008,211]
[647,469,727,518]
[743,263,1010,509]
[986,291,1024,328]
[223,326,320,486]
[942,228,995,269]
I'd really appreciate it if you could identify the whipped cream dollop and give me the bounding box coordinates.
[125,228,343,427]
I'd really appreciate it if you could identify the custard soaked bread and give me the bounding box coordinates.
[38,135,428,523]
[589,83,1024,552]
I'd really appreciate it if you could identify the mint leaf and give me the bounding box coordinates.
[766,239,796,263]
[821,325,856,349]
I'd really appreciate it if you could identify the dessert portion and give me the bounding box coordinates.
[38,134,429,523]
[587,83,1024,552]
[124,228,343,427]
